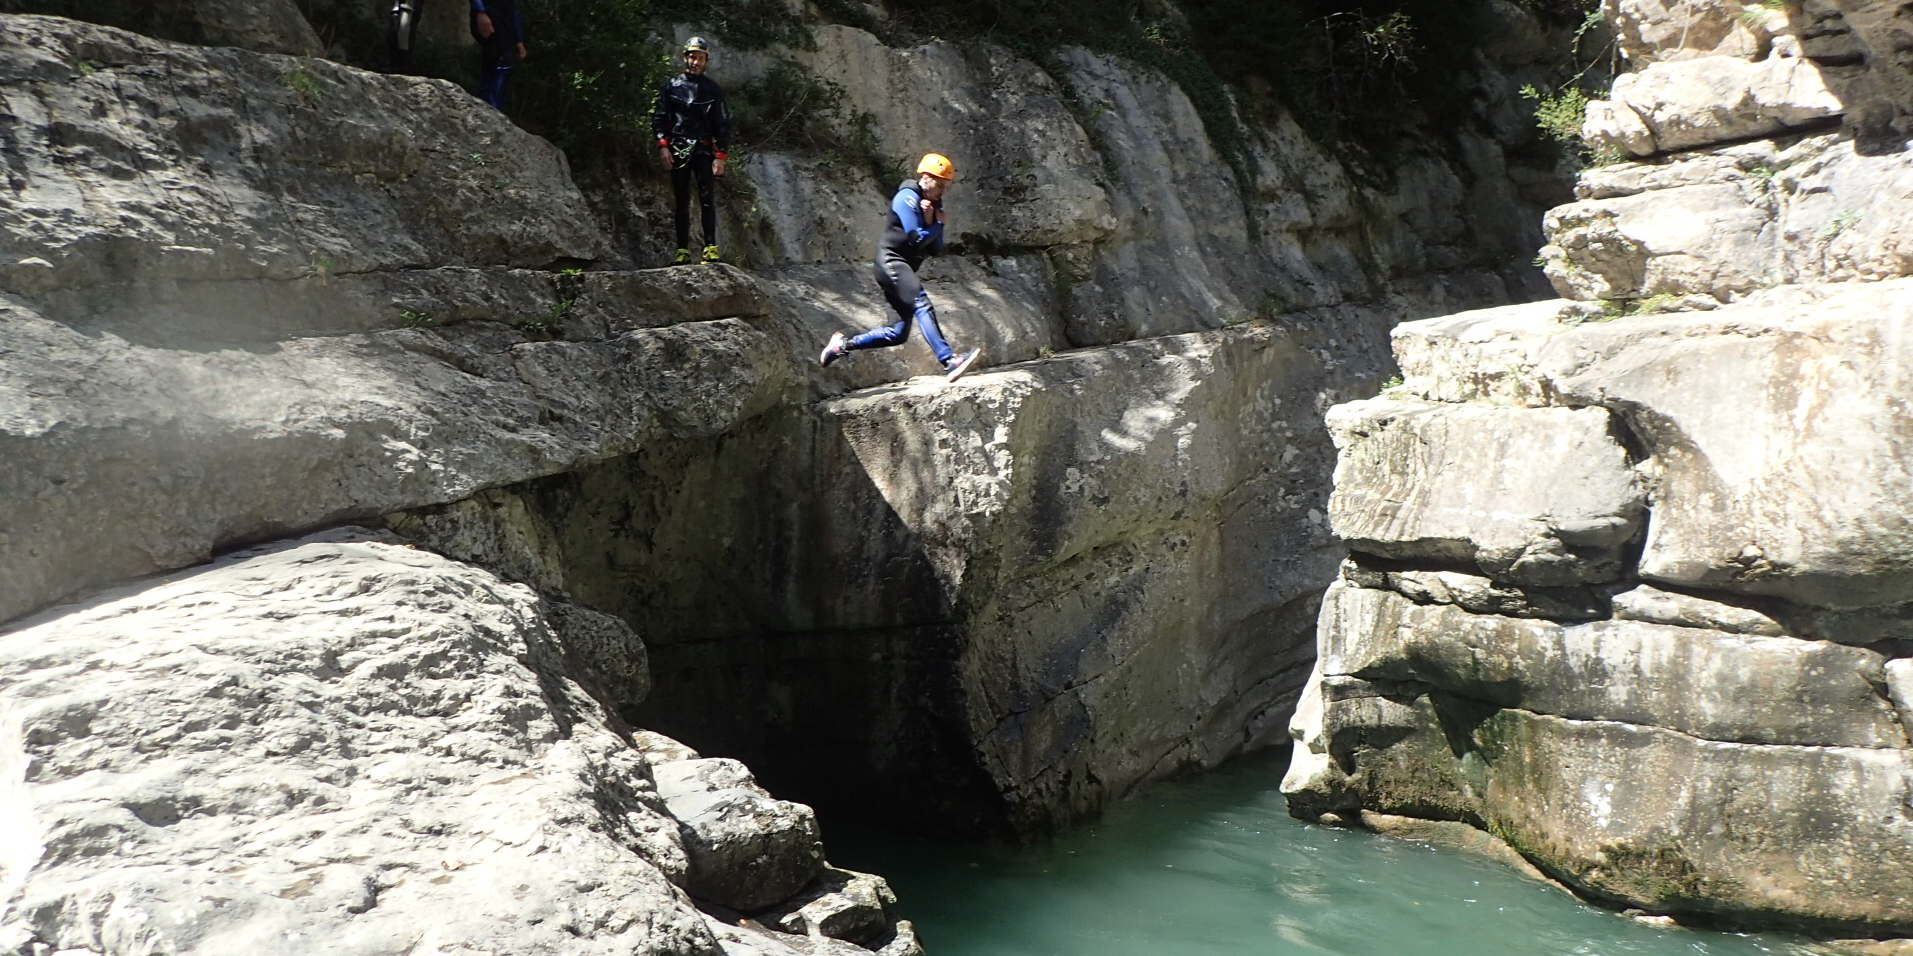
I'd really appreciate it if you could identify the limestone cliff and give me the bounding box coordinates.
[1,3,1577,951]
[1285,0,1913,939]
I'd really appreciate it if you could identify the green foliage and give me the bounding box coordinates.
[1380,375,1404,389]
[1521,83,1590,144]
[399,309,441,328]
[508,0,674,151]
[649,0,809,49]
[282,66,323,101]
[1037,344,1056,358]
[728,59,894,186]
[1519,0,1623,173]
[1818,209,1861,239]
[865,0,1598,195]
[516,297,572,338]
[1576,293,1683,323]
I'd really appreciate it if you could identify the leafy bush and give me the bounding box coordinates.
[1522,84,1591,143]
[508,0,674,150]
[727,60,899,186]
[648,0,808,50]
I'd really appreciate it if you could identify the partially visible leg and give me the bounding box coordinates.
[670,162,692,254]
[692,152,718,255]
[846,256,955,365]
[477,43,513,109]
[844,256,918,352]
[909,289,956,366]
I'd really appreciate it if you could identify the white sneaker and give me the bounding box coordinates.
[943,347,982,382]
[819,331,848,368]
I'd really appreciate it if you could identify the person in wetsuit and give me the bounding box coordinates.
[652,36,730,264]
[469,0,526,110]
[817,152,982,382]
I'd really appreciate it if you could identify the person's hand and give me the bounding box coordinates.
[919,198,938,224]
[713,156,727,176]
[658,146,674,170]
[515,42,528,62]
[474,11,494,38]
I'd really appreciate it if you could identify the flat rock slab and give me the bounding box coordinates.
[1327,397,1644,586]
[1390,278,1913,610]
[1318,581,1907,748]
[0,299,792,626]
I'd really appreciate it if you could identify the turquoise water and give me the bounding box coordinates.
[826,751,1817,956]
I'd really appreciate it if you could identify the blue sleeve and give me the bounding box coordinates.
[891,190,943,246]
[470,0,489,12]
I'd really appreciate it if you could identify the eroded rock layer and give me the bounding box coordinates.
[1289,0,1913,937]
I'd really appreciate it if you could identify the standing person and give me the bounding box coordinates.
[469,0,527,110]
[652,36,730,265]
[818,153,982,382]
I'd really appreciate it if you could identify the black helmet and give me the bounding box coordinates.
[683,36,709,54]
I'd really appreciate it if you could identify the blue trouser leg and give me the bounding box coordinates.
[847,255,955,365]
[478,44,513,109]
[910,290,954,364]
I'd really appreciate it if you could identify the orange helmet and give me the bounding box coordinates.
[916,152,956,181]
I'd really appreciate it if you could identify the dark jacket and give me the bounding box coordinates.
[469,0,524,47]
[651,73,730,150]
[878,179,945,268]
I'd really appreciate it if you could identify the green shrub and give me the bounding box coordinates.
[1521,84,1591,143]
[507,0,674,151]
[649,0,809,49]
[728,59,892,184]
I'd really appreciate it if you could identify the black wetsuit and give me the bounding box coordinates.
[845,179,954,364]
[651,72,730,250]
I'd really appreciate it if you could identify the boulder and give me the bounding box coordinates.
[1544,132,1913,298]
[0,530,723,955]
[1608,583,1788,636]
[169,0,324,56]
[1287,656,1913,930]
[1541,180,1774,298]
[1583,55,1843,157]
[757,866,900,946]
[0,15,609,297]
[7,1,323,56]
[1604,0,1773,65]
[1392,279,1913,610]
[653,759,825,912]
[1326,398,1645,586]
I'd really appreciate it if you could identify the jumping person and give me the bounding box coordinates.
[818,153,982,382]
[469,0,526,110]
[652,36,730,265]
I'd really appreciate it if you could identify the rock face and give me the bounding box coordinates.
[1,1,1578,843]
[395,315,1375,833]
[0,530,916,955]
[1291,0,1913,937]
[1,3,1584,948]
